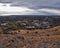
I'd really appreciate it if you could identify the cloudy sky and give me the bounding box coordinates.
[0,0,60,15]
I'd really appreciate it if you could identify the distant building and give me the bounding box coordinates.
[25,25,35,29]
[33,23,41,28]
[33,21,51,29]
[1,23,7,26]
[40,22,51,29]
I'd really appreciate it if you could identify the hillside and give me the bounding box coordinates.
[0,26,60,48]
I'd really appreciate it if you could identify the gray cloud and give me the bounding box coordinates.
[0,0,60,9]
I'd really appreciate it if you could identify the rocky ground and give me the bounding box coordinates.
[0,26,60,48]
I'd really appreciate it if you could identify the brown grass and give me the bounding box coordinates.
[0,26,60,48]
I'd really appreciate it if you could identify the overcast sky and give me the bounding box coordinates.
[0,0,60,15]
[0,0,60,9]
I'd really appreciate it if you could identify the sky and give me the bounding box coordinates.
[0,0,60,15]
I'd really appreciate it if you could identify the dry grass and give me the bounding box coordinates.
[0,26,60,48]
